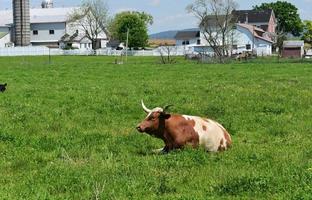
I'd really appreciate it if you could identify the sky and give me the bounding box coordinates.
[0,0,311,33]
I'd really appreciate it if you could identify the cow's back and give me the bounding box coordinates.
[182,115,231,152]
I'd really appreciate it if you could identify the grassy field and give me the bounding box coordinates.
[0,56,311,199]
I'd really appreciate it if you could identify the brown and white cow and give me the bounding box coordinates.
[136,100,232,153]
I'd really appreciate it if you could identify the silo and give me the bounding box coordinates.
[12,0,31,46]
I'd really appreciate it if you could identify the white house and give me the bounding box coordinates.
[0,1,108,49]
[233,23,273,56]
[175,30,201,46]
[175,29,210,47]
[175,23,273,56]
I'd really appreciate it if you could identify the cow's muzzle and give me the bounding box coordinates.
[136,125,144,133]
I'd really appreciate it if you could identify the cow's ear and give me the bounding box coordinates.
[160,112,171,119]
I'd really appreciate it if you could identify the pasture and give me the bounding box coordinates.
[0,56,311,199]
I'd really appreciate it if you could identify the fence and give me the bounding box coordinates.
[0,46,194,57]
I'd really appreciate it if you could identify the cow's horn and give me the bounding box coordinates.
[141,100,151,113]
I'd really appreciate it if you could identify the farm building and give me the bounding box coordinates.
[0,0,108,49]
[233,23,273,56]
[175,24,273,56]
[175,30,201,46]
[172,8,277,56]
[0,27,12,48]
[282,41,304,58]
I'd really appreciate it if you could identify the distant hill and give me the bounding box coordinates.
[149,28,199,40]
[149,30,178,40]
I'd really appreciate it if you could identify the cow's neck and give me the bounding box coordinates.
[146,117,167,140]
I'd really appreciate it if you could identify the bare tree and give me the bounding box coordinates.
[68,0,110,50]
[157,46,177,64]
[187,0,238,63]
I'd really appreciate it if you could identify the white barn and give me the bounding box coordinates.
[0,1,108,49]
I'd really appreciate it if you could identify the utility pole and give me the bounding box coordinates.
[253,25,255,52]
[126,28,129,62]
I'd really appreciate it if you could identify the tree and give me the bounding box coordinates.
[302,20,312,45]
[68,0,110,50]
[187,0,238,63]
[157,46,177,64]
[253,1,303,36]
[109,11,153,49]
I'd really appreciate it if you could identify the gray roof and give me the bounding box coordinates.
[175,31,200,40]
[283,40,304,48]
[232,9,274,23]
[200,15,228,28]
[0,7,76,26]
[237,23,273,43]
[107,40,121,47]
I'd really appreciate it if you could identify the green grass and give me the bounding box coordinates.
[0,56,311,199]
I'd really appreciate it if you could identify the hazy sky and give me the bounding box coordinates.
[0,0,311,33]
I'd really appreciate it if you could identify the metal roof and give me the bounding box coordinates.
[175,31,200,40]
[232,9,274,23]
[237,23,273,43]
[283,40,304,48]
[0,7,76,26]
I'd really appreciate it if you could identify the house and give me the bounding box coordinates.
[59,33,93,49]
[232,9,277,34]
[175,30,201,46]
[0,0,108,49]
[175,24,273,56]
[233,23,273,56]
[173,8,276,56]
[282,41,304,58]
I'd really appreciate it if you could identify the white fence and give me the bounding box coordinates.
[0,46,194,57]
[0,46,62,56]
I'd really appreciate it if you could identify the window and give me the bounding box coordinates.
[33,30,38,35]
[197,39,201,45]
[182,40,190,45]
[246,44,251,50]
[49,30,55,35]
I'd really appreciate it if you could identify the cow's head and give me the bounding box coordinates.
[136,100,172,136]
